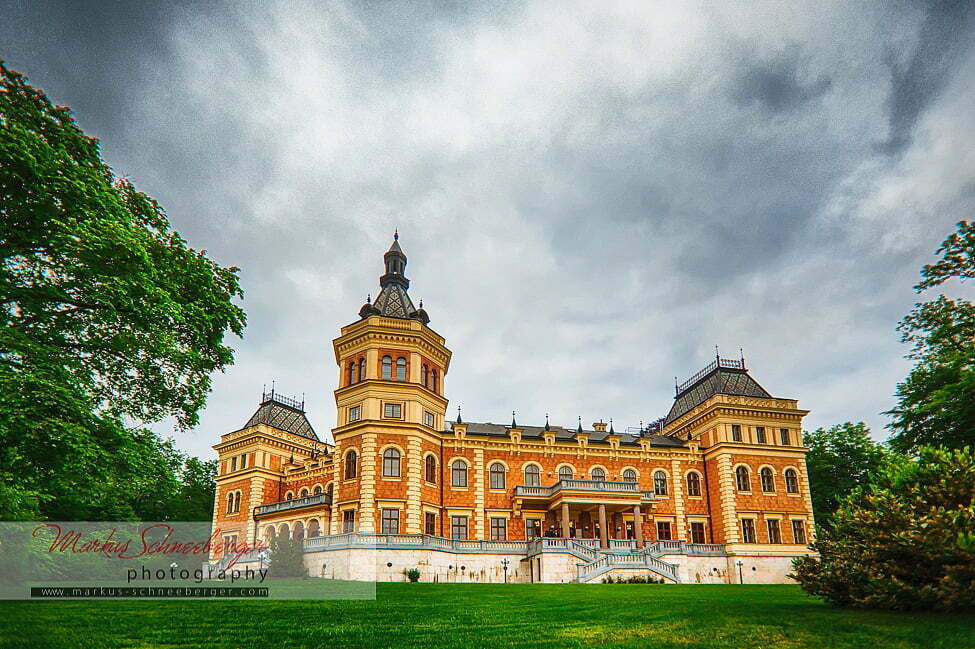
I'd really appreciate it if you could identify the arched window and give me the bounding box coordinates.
[736,466,751,492]
[422,364,428,387]
[285,491,294,500]
[226,491,235,514]
[451,460,468,487]
[383,448,401,477]
[432,369,439,393]
[525,465,540,486]
[590,467,606,481]
[307,520,321,538]
[396,357,407,381]
[358,358,366,382]
[760,467,775,492]
[265,526,276,542]
[326,484,334,499]
[313,484,323,495]
[653,471,668,495]
[425,455,437,483]
[345,450,358,479]
[299,487,309,498]
[686,471,702,497]
[292,521,305,541]
[489,463,506,490]
[381,355,392,380]
[622,469,637,482]
[785,469,799,494]
[347,361,355,385]
[279,523,290,539]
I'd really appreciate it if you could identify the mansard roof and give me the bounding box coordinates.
[447,421,684,448]
[244,392,319,441]
[372,282,417,319]
[358,233,429,324]
[664,357,772,425]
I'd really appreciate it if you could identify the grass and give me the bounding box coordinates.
[4,583,974,649]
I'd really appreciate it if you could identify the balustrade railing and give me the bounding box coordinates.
[254,493,330,516]
[515,479,643,498]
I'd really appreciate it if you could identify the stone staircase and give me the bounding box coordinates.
[574,544,680,583]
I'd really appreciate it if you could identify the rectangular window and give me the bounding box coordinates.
[424,411,435,427]
[450,516,468,540]
[731,424,742,442]
[755,426,766,444]
[424,512,437,536]
[690,521,706,544]
[656,521,672,541]
[780,428,790,445]
[342,509,355,533]
[349,405,361,423]
[792,519,807,544]
[383,403,402,419]
[381,508,400,534]
[231,456,238,472]
[526,519,541,539]
[240,454,247,469]
[490,517,507,541]
[741,518,756,543]
[767,519,782,544]
[223,535,238,553]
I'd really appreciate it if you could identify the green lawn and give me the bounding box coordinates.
[4,584,973,649]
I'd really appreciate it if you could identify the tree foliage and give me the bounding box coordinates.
[888,221,975,453]
[803,422,890,529]
[792,446,975,611]
[0,62,243,520]
[268,534,307,578]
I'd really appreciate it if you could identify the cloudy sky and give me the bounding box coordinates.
[4,1,975,458]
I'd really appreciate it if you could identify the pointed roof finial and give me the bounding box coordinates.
[419,299,423,308]
[715,344,720,361]
[609,418,615,434]
[456,405,463,424]
[675,376,679,396]
[511,411,517,428]
[577,416,583,434]
[544,413,550,431]
[740,347,745,367]
[366,293,371,304]
[393,228,399,241]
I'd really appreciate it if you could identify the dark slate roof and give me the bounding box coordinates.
[447,421,684,448]
[664,367,772,425]
[372,282,417,319]
[244,399,319,441]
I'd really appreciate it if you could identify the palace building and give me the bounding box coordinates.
[210,234,816,583]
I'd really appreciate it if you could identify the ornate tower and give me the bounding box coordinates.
[329,233,452,534]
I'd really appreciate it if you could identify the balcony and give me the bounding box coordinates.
[254,493,331,516]
[515,479,654,500]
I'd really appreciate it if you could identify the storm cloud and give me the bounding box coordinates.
[3,0,974,457]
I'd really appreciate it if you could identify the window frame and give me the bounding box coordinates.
[653,470,668,496]
[424,410,435,428]
[395,356,407,381]
[381,508,400,534]
[381,355,392,380]
[489,463,506,490]
[382,447,402,478]
[792,519,807,544]
[656,520,672,541]
[382,402,403,419]
[451,460,468,487]
[348,405,361,423]
[524,464,541,486]
[424,454,437,484]
[489,517,507,541]
[450,515,468,540]
[731,424,742,442]
[424,511,437,536]
[755,426,766,444]
[344,450,358,480]
[760,467,775,493]
[686,471,702,497]
[741,518,756,543]
[557,466,573,481]
[525,518,542,539]
[622,469,638,483]
[779,428,790,445]
[766,518,782,544]
[785,469,799,494]
[690,521,706,544]
[590,467,606,481]
[735,465,751,492]
[342,509,356,533]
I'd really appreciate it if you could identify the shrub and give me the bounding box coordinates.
[406,568,421,582]
[792,446,975,611]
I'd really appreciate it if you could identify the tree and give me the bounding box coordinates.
[887,221,975,453]
[792,446,975,611]
[268,534,308,578]
[803,422,889,529]
[0,62,245,520]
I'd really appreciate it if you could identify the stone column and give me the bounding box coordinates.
[561,503,570,539]
[598,504,609,549]
[633,504,644,548]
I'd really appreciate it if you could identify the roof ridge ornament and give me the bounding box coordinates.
[577,416,583,434]
[609,418,615,434]
[544,413,550,431]
[456,405,463,424]
[511,411,517,428]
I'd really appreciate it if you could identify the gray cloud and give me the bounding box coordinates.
[2,0,974,456]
